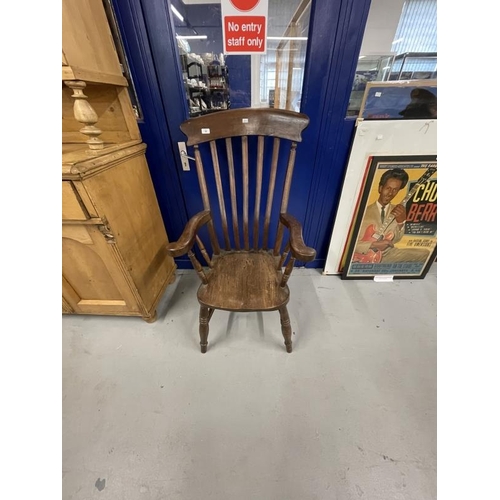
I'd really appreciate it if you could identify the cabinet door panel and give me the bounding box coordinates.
[62,224,140,315]
[62,181,89,221]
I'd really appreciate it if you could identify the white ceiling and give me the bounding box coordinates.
[179,0,405,56]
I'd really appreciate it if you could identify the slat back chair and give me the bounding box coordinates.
[166,108,316,353]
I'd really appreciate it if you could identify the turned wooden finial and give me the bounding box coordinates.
[64,80,104,150]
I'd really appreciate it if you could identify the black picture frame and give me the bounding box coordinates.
[341,155,437,280]
[358,80,437,120]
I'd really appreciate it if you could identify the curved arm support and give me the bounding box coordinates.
[167,210,212,258]
[279,213,316,262]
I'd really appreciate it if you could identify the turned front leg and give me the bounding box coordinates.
[279,306,293,353]
[199,306,211,353]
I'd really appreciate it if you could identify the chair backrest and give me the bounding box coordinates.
[180,108,309,256]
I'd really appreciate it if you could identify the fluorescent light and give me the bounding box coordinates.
[267,36,308,41]
[382,66,391,69]
[392,37,404,44]
[358,56,366,59]
[176,35,208,40]
[171,5,184,22]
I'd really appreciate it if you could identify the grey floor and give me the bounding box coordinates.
[62,265,437,500]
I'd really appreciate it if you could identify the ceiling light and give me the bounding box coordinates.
[358,56,366,59]
[267,36,308,41]
[392,38,404,44]
[176,35,208,40]
[171,5,184,22]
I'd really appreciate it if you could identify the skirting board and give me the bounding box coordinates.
[323,119,437,275]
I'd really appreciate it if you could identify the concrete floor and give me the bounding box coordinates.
[62,265,436,500]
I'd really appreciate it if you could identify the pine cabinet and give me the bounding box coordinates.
[62,0,176,321]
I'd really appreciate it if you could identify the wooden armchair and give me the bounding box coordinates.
[167,108,316,353]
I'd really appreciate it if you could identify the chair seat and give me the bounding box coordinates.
[197,250,290,311]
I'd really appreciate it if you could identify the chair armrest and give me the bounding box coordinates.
[279,213,316,262]
[167,210,212,257]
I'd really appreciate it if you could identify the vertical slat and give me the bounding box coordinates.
[253,136,264,250]
[210,140,230,250]
[263,138,280,249]
[274,142,298,255]
[225,138,240,250]
[242,136,249,250]
[194,146,220,254]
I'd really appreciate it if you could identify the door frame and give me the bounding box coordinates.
[109,0,189,243]
[111,0,371,268]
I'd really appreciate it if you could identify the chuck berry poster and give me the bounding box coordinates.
[342,155,437,279]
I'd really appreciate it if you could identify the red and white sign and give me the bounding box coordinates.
[221,0,268,54]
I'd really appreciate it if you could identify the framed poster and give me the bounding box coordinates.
[323,120,437,275]
[342,155,437,280]
[358,80,437,120]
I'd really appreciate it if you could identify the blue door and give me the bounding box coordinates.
[111,0,371,268]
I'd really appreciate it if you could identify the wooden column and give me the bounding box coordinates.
[64,80,104,151]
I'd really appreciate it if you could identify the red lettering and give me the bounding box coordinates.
[407,203,424,222]
[224,16,266,52]
[421,203,437,222]
[407,203,437,222]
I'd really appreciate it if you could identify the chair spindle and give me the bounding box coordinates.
[188,250,208,284]
[277,241,291,270]
[225,138,241,250]
[196,235,212,268]
[194,145,220,254]
[274,142,298,255]
[242,136,250,250]
[280,257,296,287]
[253,136,264,250]
[210,140,230,250]
[263,138,280,249]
